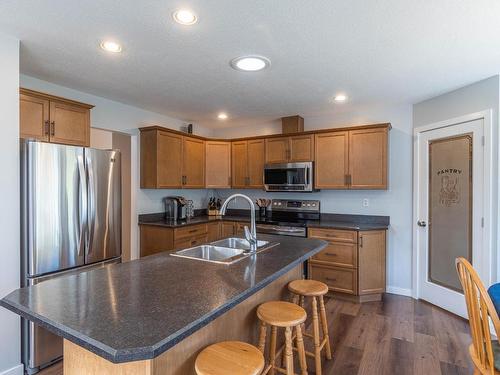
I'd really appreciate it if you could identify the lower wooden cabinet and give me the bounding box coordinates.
[140,225,174,257]
[220,221,236,238]
[140,221,244,257]
[207,222,220,242]
[309,263,357,295]
[174,234,208,250]
[308,227,386,301]
[235,222,250,236]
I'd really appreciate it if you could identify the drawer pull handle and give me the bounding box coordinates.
[325,253,337,256]
[189,229,198,233]
[325,277,337,282]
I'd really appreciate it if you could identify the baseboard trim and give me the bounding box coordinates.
[386,286,413,297]
[0,364,23,375]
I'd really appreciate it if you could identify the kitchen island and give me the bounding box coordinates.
[1,234,326,375]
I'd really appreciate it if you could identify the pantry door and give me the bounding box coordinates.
[414,112,492,318]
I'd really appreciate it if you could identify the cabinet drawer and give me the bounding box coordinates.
[174,234,208,250]
[309,263,357,295]
[174,224,208,240]
[308,228,357,243]
[312,242,357,268]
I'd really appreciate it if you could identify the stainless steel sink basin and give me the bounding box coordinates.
[211,237,271,251]
[171,245,247,265]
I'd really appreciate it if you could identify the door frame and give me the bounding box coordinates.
[412,110,494,301]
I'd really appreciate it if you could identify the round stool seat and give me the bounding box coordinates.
[195,341,264,375]
[257,301,307,327]
[288,279,329,297]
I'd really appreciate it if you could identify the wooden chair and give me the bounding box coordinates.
[456,257,500,374]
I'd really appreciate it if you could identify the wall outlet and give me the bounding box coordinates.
[362,198,369,207]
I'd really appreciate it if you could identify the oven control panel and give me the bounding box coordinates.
[271,199,320,212]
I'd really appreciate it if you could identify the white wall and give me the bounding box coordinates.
[0,33,23,375]
[20,75,215,260]
[214,104,414,294]
[413,75,500,283]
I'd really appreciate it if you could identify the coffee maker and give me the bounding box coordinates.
[164,196,188,221]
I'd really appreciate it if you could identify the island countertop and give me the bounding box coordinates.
[0,234,327,363]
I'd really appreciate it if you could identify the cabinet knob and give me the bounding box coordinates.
[44,120,50,136]
[50,121,55,136]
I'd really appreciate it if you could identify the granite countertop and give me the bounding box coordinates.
[0,234,327,363]
[139,211,390,231]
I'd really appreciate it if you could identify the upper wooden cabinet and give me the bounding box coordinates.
[140,123,389,190]
[20,88,92,146]
[348,127,388,189]
[231,139,265,188]
[206,141,231,188]
[315,131,349,189]
[183,137,205,188]
[265,134,314,164]
[315,125,388,189]
[140,128,205,189]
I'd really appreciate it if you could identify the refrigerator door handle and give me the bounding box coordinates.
[77,155,87,258]
[86,156,96,255]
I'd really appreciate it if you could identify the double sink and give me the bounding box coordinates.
[170,237,279,265]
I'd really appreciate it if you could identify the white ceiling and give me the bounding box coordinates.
[1,0,500,129]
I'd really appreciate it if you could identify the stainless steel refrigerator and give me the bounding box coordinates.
[20,140,122,374]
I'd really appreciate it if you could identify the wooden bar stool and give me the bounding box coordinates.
[288,280,332,375]
[195,341,265,375]
[257,301,308,375]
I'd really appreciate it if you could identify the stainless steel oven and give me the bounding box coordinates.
[264,162,314,192]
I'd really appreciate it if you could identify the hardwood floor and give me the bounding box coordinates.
[35,294,472,375]
[308,293,473,375]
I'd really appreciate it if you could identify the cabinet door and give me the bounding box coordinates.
[206,141,231,188]
[183,137,205,188]
[314,131,349,189]
[290,135,314,162]
[235,222,251,235]
[231,141,248,188]
[49,101,90,146]
[207,222,221,242]
[220,222,236,238]
[265,137,289,164]
[140,225,174,257]
[157,131,183,188]
[358,230,386,295]
[20,93,49,141]
[247,139,265,188]
[349,128,388,189]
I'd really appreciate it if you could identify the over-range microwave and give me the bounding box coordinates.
[264,162,314,192]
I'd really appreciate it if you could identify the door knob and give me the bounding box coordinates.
[417,220,427,227]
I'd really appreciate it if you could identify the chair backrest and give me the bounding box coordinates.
[456,257,500,373]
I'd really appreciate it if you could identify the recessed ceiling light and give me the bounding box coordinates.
[172,9,197,25]
[217,112,228,120]
[333,94,348,102]
[230,56,271,72]
[100,40,122,53]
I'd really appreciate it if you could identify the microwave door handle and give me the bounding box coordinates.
[305,167,309,185]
